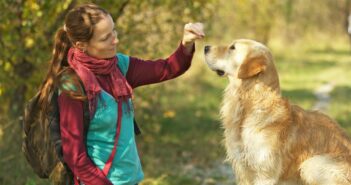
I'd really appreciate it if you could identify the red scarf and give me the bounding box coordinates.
[67,47,133,117]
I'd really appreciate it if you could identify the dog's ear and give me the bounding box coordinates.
[237,55,267,79]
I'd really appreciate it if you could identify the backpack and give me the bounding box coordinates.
[22,73,90,185]
[22,54,140,184]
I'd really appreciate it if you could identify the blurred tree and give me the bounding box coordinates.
[0,0,217,120]
[0,1,218,184]
[1,0,350,184]
[210,0,283,44]
[0,0,78,119]
[210,0,348,46]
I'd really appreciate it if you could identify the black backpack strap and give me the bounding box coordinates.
[49,90,64,162]
[56,72,90,183]
[82,98,90,139]
[133,119,141,135]
[74,76,91,141]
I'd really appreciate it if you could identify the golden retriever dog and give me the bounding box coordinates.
[204,39,351,185]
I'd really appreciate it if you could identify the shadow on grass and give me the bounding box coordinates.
[281,88,316,106]
[307,48,351,56]
[276,58,337,76]
[331,85,351,130]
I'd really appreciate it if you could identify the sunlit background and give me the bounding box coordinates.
[1,0,350,184]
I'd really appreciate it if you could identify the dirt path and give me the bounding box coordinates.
[181,160,235,185]
[312,82,335,112]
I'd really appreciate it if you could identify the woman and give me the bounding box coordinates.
[38,3,204,185]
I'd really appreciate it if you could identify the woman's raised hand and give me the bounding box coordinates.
[182,22,205,47]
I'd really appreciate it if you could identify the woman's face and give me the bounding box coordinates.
[86,15,119,59]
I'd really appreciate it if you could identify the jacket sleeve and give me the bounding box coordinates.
[58,93,112,185]
[126,42,195,88]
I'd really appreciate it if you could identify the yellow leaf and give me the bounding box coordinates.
[28,0,40,10]
[4,62,11,72]
[37,11,43,17]
[163,110,176,118]
[25,37,34,48]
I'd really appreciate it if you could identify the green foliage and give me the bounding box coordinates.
[0,1,219,184]
[0,0,218,117]
[115,0,217,58]
[1,0,351,184]
[210,0,350,44]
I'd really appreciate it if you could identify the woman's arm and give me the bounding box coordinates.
[58,93,112,185]
[126,22,204,88]
[126,42,195,88]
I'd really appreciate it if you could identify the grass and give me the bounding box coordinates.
[0,36,350,185]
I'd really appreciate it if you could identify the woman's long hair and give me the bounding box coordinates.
[38,3,109,110]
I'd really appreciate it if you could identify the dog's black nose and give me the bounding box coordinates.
[204,45,211,54]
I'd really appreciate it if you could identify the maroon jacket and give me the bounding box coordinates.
[58,43,194,185]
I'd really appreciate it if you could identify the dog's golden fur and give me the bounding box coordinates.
[204,39,351,185]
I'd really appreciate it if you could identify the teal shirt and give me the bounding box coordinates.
[87,94,143,185]
[62,53,144,185]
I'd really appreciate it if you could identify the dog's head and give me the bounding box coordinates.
[204,39,279,90]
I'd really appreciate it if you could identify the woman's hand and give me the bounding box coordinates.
[182,22,205,54]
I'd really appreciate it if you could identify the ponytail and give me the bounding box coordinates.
[38,27,71,109]
[38,3,108,109]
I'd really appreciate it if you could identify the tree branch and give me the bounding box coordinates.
[115,0,130,22]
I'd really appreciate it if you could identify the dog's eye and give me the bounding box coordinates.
[229,44,236,50]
